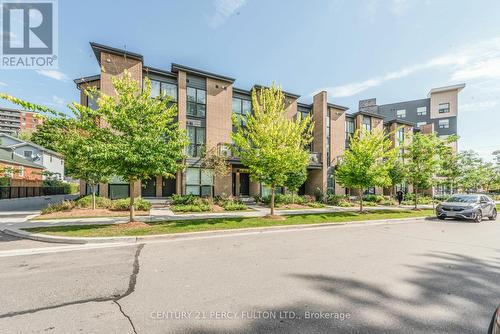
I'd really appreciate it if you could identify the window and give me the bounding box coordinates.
[187,125,205,157]
[232,97,251,126]
[439,103,450,113]
[87,91,99,110]
[150,80,161,98]
[187,87,206,118]
[438,119,450,129]
[5,165,13,177]
[18,166,24,177]
[185,168,213,196]
[24,150,33,159]
[396,109,406,118]
[396,127,405,144]
[417,106,427,116]
[362,116,371,132]
[161,82,177,102]
[416,122,427,128]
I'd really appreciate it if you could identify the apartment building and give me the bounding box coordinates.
[75,42,463,199]
[0,107,42,135]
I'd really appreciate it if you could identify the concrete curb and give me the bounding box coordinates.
[1,216,433,245]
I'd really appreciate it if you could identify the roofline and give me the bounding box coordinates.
[352,110,385,119]
[427,83,466,97]
[233,87,251,95]
[90,42,144,65]
[73,74,101,86]
[252,85,301,99]
[297,102,312,109]
[384,119,416,127]
[143,66,177,79]
[377,97,430,108]
[327,103,349,111]
[0,106,32,113]
[171,63,235,83]
[0,148,44,169]
[0,133,62,157]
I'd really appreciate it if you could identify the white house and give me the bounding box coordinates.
[0,133,65,180]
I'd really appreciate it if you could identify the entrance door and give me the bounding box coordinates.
[240,173,250,196]
[162,177,176,197]
[232,173,237,196]
[141,178,156,197]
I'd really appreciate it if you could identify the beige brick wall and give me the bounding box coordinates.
[206,78,233,147]
[284,97,298,119]
[330,107,346,195]
[308,92,327,194]
[100,52,142,97]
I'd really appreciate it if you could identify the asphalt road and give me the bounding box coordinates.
[0,216,499,333]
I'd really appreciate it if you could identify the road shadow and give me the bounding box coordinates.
[188,251,500,333]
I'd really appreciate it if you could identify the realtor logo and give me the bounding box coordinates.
[1,0,58,69]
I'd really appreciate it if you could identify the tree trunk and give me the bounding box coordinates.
[359,188,363,212]
[270,186,275,216]
[129,180,135,222]
[414,186,418,210]
[91,183,96,210]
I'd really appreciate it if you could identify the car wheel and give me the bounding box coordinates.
[489,209,497,221]
[438,216,445,220]
[474,210,482,223]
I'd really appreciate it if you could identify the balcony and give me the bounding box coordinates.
[309,152,322,167]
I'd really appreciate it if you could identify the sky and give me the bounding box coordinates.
[1,0,499,161]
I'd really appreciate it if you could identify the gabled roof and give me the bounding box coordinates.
[171,63,235,83]
[0,133,62,157]
[427,83,465,97]
[0,147,44,169]
[0,133,23,145]
[90,42,144,66]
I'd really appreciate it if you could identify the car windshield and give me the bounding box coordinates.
[445,195,478,203]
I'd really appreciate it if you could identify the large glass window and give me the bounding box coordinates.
[416,121,427,128]
[438,119,450,129]
[187,125,205,157]
[345,119,355,148]
[362,116,371,132]
[150,80,161,98]
[232,97,251,126]
[187,87,206,117]
[396,109,406,118]
[161,82,177,102]
[417,106,427,116]
[186,168,213,196]
[438,103,450,113]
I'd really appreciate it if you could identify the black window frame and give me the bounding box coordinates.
[186,124,205,158]
[438,103,450,114]
[187,87,206,118]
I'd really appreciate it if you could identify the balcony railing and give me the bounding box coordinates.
[309,152,322,164]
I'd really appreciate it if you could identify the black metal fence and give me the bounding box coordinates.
[0,187,67,200]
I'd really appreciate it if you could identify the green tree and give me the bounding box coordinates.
[439,145,461,194]
[232,85,313,216]
[336,129,397,212]
[457,150,483,193]
[284,168,308,203]
[404,132,450,209]
[387,160,406,197]
[93,71,188,221]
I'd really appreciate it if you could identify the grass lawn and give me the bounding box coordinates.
[31,209,150,220]
[25,209,435,238]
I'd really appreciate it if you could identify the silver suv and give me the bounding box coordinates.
[435,194,497,223]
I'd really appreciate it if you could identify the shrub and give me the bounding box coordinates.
[362,201,377,206]
[172,194,198,205]
[314,188,324,203]
[326,194,349,206]
[380,199,395,206]
[75,195,113,209]
[171,204,211,212]
[363,194,385,203]
[63,183,79,194]
[110,198,152,211]
[222,201,247,211]
[306,202,325,208]
[338,201,354,207]
[42,200,75,214]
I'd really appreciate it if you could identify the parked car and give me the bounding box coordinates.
[488,304,500,334]
[435,194,497,223]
